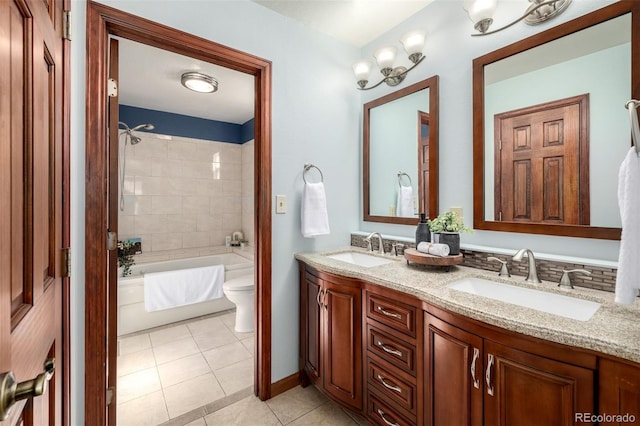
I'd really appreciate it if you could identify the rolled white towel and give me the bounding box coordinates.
[417,242,450,257]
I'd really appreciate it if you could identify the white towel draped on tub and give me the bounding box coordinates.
[615,147,640,305]
[301,182,330,238]
[144,264,225,312]
[396,185,414,217]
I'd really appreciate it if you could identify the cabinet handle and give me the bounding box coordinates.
[377,408,400,426]
[316,288,323,307]
[376,340,403,357]
[470,347,480,389]
[321,289,328,309]
[485,353,495,396]
[377,306,402,319]
[377,374,402,393]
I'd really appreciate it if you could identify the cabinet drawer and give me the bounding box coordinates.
[367,294,416,338]
[367,325,416,375]
[367,358,416,415]
[368,393,414,426]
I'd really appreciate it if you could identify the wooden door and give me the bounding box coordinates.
[495,95,589,225]
[598,359,640,425]
[424,314,483,426]
[0,0,65,424]
[323,279,362,411]
[302,272,322,385]
[484,340,594,426]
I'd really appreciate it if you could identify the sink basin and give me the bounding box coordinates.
[326,252,394,268]
[446,277,601,321]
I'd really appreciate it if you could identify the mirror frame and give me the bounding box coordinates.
[364,75,439,225]
[472,1,639,240]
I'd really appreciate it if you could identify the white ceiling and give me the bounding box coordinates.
[117,1,434,124]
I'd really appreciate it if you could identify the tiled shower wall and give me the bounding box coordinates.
[119,133,254,257]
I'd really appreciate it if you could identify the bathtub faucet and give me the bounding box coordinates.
[232,231,244,243]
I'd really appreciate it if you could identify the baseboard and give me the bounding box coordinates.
[270,371,301,398]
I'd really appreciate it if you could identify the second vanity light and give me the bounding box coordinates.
[352,30,426,90]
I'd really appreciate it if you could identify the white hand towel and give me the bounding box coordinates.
[301,182,330,238]
[615,147,640,305]
[417,242,450,257]
[396,185,414,217]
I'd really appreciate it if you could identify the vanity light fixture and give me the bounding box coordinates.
[464,0,572,36]
[181,72,218,93]
[352,30,426,90]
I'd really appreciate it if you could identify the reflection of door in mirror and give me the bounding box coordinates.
[494,94,589,225]
[419,111,431,215]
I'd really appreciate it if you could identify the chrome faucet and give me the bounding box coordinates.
[512,249,541,284]
[365,232,386,255]
[558,269,592,289]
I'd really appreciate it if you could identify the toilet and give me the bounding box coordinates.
[222,274,254,333]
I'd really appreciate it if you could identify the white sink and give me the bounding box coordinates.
[446,277,601,321]
[326,252,394,268]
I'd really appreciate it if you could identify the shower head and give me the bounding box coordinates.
[129,135,143,145]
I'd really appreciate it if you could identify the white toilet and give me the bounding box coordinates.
[222,274,254,333]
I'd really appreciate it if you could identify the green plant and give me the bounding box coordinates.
[118,241,136,277]
[428,211,472,233]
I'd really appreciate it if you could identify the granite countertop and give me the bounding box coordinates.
[295,247,640,364]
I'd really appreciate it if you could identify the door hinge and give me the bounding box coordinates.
[107,231,118,250]
[61,247,71,278]
[108,78,118,97]
[106,387,115,405]
[63,10,71,41]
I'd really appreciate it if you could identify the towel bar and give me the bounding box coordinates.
[625,99,640,155]
[303,163,324,183]
[397,171,412,187]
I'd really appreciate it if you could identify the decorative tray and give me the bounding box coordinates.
[404,248,463,269]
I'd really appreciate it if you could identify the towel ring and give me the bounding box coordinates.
[625,99,640,155]
[397,172,412,188]
[303,163,324,184]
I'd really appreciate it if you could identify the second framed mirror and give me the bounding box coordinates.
[363,75,439,225]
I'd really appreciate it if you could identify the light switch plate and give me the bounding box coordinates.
[276,195,286,214]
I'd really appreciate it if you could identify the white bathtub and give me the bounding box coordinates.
[118,253,254,336]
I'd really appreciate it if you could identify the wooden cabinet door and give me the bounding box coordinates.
[484,340,594,426]
[0,0,66,424]
[598,359,640,425]
[323,280,362,410]
[425,313,483,426]
[302,273,322,385]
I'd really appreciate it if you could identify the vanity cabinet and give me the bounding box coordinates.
[425,310,595,426]
[598,359,640,425]
[299,266,363,411]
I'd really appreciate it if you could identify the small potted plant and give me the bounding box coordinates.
[428,211,472,255]
[117,240,136,277]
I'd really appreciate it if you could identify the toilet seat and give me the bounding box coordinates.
[223,275,253,291]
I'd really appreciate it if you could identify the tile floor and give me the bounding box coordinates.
[117,310,254,425]
[117,310,369,426]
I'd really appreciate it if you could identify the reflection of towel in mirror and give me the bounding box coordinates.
[615,147,640,305]
[396,186,414,217]
[417,242,450,257]
[301,182,330,238]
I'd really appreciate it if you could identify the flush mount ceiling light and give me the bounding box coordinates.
[352,30,426,90]
[464,0,572,36]
[181,72,218,93]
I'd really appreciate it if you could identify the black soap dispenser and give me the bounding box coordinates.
[415,213,430,245]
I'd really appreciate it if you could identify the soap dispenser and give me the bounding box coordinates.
[415,213,430,245]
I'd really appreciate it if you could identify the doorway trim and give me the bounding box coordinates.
[85,2,272,423]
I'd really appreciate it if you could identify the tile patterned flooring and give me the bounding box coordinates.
[117,310,368,426]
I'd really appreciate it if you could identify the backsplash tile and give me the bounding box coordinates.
[351,233,617,292]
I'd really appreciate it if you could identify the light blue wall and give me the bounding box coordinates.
[70,1,360,423]
[358,0,622,261]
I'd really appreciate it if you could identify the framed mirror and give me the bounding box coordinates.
[364,75,439,225]
[472,1,639,240]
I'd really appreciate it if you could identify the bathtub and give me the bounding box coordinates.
[118,253,254,336]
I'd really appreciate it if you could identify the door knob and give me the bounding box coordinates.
[0,358,55,420]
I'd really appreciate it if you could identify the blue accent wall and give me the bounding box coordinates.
[119,105,254,144]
